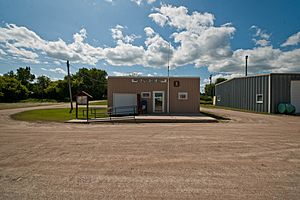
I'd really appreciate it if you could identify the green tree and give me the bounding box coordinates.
[204,77,227,97]
[72,68,107,100]
[204,83,215,97]
[0,76,29,102]
[33,75,51,98]
[45,80,69,101]
[16,67,35,88]
[215,78,227,84]
[4,70,16,78]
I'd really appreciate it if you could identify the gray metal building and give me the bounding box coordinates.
[215,73,300,113]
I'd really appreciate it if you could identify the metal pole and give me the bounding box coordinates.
[167,42,170,114]
[245,55,248,77]
[67,60,73,113]
[209,74,213,97]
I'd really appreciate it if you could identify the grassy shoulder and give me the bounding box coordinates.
[0,98,60,110]
[200,104,273,115]
[11,107,108,123]
[0,102,57,110]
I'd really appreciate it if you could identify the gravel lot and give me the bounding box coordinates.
[0,106,299,199]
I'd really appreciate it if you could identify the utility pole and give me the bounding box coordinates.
[245,55,248,77]
[167,42,171,114]
[67,60,73,113]
[209,74,213,97]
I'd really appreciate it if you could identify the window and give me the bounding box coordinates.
[217,95,221,102]
[256,94,263,103]
[141,92,151,99]
[178,92,188,100]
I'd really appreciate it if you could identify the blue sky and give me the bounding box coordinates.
[0,0,300,89]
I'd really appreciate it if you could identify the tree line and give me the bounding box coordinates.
[0,67,107,102]
[200,77,227,104]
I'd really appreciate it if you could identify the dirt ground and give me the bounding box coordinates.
[0,106,299,199]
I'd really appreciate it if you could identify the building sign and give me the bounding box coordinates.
[131,78,167,84]
[174,81,180,87]
[77,96,88,105]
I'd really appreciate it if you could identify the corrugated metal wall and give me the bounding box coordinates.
[271,73,300,113]
[215,75,269,113]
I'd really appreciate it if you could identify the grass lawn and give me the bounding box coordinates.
[89,100,107,106]
[11,107,108,122]
[0,99,59,110]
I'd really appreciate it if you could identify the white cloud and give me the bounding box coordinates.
[206,45,300,75]
[0,48,7,55]
[0,24,104,65]
[148,13,168,27]
[149,5,235,67]
[150,5,215,31]
[131,0,156,6]
[203,73,243,85]
[111,25,141,45]
[251,26,271,47]
[281,31,300,47]
[104,43,145,66]
[0,5,300,75]
[0,23,45,49]
[112,71,143,76]
[5,42,39,63]
[144,27,173,67]
[41,67,67,75]
[53,60,61,65]
[253,39,270,47]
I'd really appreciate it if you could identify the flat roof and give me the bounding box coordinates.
[215,72,300,86]
[108,76,200,79]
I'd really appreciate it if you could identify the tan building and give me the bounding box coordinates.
[107,76,200,114]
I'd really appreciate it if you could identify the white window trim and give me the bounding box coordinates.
[153,91,165,113]
[141,92,151,99]
[256,94,263,104]
[178,92,188,100]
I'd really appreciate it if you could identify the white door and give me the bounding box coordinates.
[113,93,137,115]
[291,81,300,113]
[153,91,165,113]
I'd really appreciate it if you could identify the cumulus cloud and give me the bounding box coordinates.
[149,4,235,67]
[0,24,104,65]
[150,5,215,31]
[104,43,145,66]
[0,4,300,75]
[144,27,173,67]
[281,31,300,47]
[111,25,141,45]
[41,67,67,75]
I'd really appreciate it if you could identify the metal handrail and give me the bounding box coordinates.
[82,105,137,121]
[107,105,137,116]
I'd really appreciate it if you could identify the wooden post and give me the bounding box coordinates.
[76,100,78,119]
[67,60,73,113]
[86,100,89,123]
